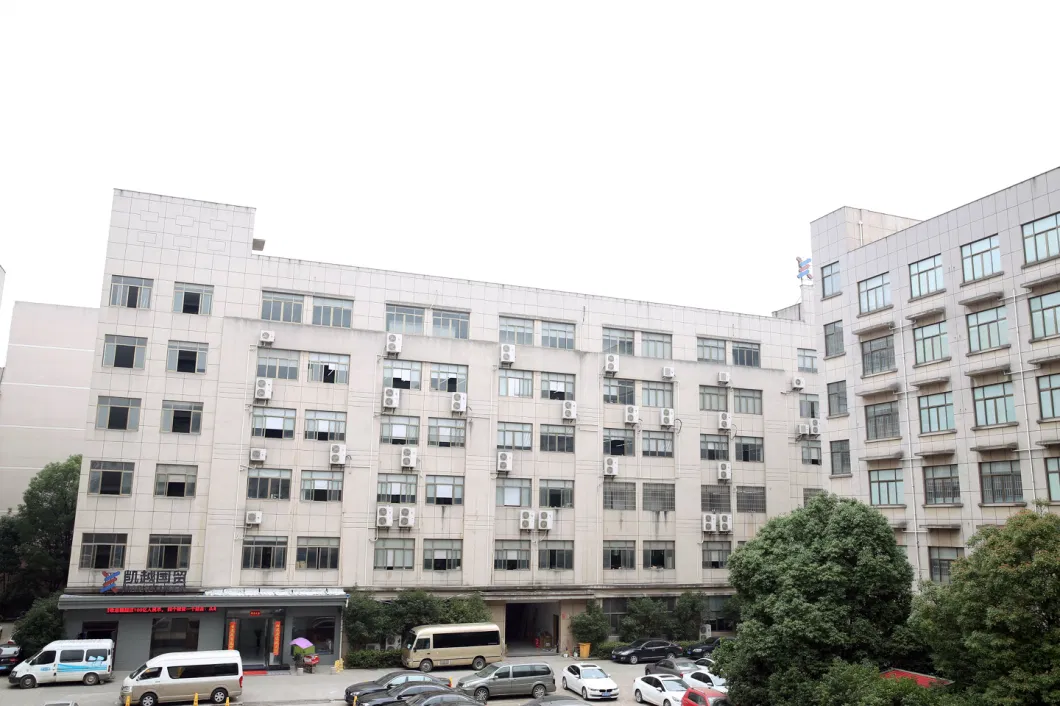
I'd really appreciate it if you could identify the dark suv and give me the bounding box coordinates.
[610,639,683,665]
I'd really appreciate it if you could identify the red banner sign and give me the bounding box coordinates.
[106,606,217,614]
[272,621,282,655]
[227,620,238,650]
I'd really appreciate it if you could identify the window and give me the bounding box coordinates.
[642,332,672,359]
[103,334,147,369]
[821,261,840,297]
[1023,213,1060,264]
[603,482,636,510]
[430,363,468,393]
[643,483,675,511]
[1047,458,1060,501]
[173,282,213,315]
[865,401,900,440]
[426,475,464,505]
[734,436,764,462]
[701,484,731,512]
[802,441,821,465]
[603,542,635,570]
[301,470,343,502]
[541,320,575,349]
[308,353,349,384]
[824,321,844,357]
[257,349,299,380]
[643,541,675,569]
[423,539,462,571]
[861,335,895,375]
[734,388,763,415]
[961,235,1001,282]
[1030,291,1060,339]
[967,306,1008,352]
[603,328,634,355]
[248,468,291,500]
[261,291,304,323]
[494,540,531,570]
[499,369,533,397]
[306,410,347,441]
[929,547,964,584]
[428,418,466,447]
[642,431,674,458]
[500,317,534,345]
[252,406,296,439]
[539,479,574,508]
[924,465,960,505]
[539,541,574,570]
[496,477,532,507]
[830,440,851,476]
[973,383,1016,426]
[698,338,725,362]
[154,464,197,497]
[433,310,469,339]
[497,421,533,450]
[736,486,766,513]
[110,275,153,309]
[700,434,729,461]
[604,378,636,405]
[827,381,848,416]
[869,469,903,505]
[980,461,1024,503]
[166,341,208,374]
[603,428,634,456]
[700,385,727,412]
[540,424,575,452]
[377,473,417,504]
[148,534,191,569]
[909,255,943,299]
[798,348,818,373]
[380,363,420,394]
[380,415,418,445]
[312,296,352,328]
[799,394,819,419]
[79,533,127,569]
[732,342,761,367]
[161,400,203,434]
[297,537,339,570]
[386,305,424,334]
[702,541,731,569]
[96,396,141,431]
[642,381,673,407]
[803,488,826,506]
[914,322,949,364]
[858,273,891,314]
[242,536,287,570]
[541,372,575,401]
[375,538,415,570]
[919,392,955,433]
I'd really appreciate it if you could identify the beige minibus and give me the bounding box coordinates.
[402,623,504,672]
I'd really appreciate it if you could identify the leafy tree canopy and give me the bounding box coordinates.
[569,600,611,647]
[619,597,674,642]
[13,593,64,656]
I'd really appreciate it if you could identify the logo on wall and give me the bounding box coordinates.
[100,570,121,594]
[796,256,813,280]
[99,569,189,594]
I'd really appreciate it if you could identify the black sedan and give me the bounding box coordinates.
[520,696,589,706]
[610,639,683,665]
[346,671,452,704]
[402,693,480,706]
[684,637,733,658]
[359,682,453,706]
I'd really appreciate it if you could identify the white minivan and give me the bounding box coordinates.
[121,650,243,706]
[8,639,114,689]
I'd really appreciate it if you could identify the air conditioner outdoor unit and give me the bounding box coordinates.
[401,447,418,469]
[702,513,718,532]
[500,344,516,364]
[792,376,806,390]
[398,507,416,528]
[259,330,276,344]
[245,511,263,526]
[383,387,400,409]
[377,506,394,527]
[719,412,732,430]
[330,444,347,465]
[538,510,554,531]
[497,451,512,474]
[605,354,620,374]
[519,510,536,531]
[660,408,675,426]
[718,371,731,385]
[562,400,578,420]
[386,333,403,355]
[809,418,822,435]
[604,456,619,476]
[254,377,273,401]
[625,405,640,424]
[451,392,467,413]
[797,423,810,436]
[718,513,734,532]
[662,366,676,380]
[249,448,267,463]
[718,462,732,481]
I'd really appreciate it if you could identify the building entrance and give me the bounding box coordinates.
[224,609,285,669]
[504,602,561,656]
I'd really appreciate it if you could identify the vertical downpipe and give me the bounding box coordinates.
[1011,287,1039,502]
[895,324,923,581]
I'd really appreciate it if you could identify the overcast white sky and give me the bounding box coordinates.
[3,2,1060,363]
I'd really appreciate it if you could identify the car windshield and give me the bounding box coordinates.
[130,664,149,679]
[474,664,499,678]
[581,668,607,679]
[660,679,688,692]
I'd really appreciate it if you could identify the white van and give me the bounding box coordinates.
[121,650,243,706]
[8,639,114,689]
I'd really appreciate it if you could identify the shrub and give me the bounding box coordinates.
[12,593,63,656]
[570,600,611,648]
[344,649,404,669]
[589,641,627,659]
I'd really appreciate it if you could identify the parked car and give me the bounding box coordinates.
[560,663,619,700]
[402,693,480,706]
[644,659,698,678]
[684,638,732,658]
[681,688,730,706]
[692,658,715,669]
[0,643,21,675]
[519,696,588,706]
[632,676,688,706]
[457,662,555,702]
[346,672,452,704]
[358,681,453,706]
[683,669,726,694]
[611,640,683,665]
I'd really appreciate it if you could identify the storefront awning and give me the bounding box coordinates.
[59,587,347,611]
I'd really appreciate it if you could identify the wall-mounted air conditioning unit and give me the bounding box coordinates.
[604,456,619,476]
[259,330,276,345]
[451,392,467,413]
[538,510,554,531]
[500,344,516,365]
[562,400,577,421]
[383,387,400,409]
[254,377,273,401]
[605,354,620,374]
[718,462,732,481]
[376,506,394,527]
[497,451,512,474]
[718,371,731,385]
[702,513,717,532]
[625,405,640,425]
[660,408,675,426]
[809,418,822,435]
[718,513,733,532]
[330,444,347,465]
[245,511,263,526]
[250,448,267,463]
[519,510,536,531]
[718,412,732,430]
[386,333,403,355]
[398,507,416,528]
[662,366,676,380]
[400,447,418,469]
[797,423,810,436]
[792,376,806,390]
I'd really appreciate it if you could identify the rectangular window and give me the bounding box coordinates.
[699,385,727,412]
[858,273,891,314]
[700,434,729,461]
[799,393,819,419]
[433,310,469,339]
[642,431,674,458]
[374,538,415,570]
[604,378,636,405]
[643,541,675,570]
[924,465,960,505]
[701,484,731,512]
[643,483,675,511]
[797,348,818,373]
[103,334,147,369]
[429,363,468,392]
[96,396,141,431]
[973,383,1016,426]
[539,479,574,508]
[702,541,731,569]
[540,424,575,453]
[247,468,291,500]
[301,470,343,502]
[154,464,197,498]
[252,406,296,439]
[603,428,635,456]
[1030,291,1060,339]
[499,316,534,345]
[541,372,575,401]
[914,322,949,364]
[311,296,352,328]
[297,537,340,570]
[962,235,1001,282]
[257,349,299,380]
[822,261,840,297]
[980,461,1024,503]
[428,418,466,447]
[861,335,895,375]
[909,255,944,299]
[425,475,464,506]
[642,332,673,359]
[261,291,304,323]
[830,440,851,476]
[1046,458,1060,501]
[865,401,900,440]
[383,359,421,390]
[496,477,532,507]
[161,400,203,434]
[499,369,533,397]
[423,539,462,571]
[824,321,844,357]
[79,533,127,569]
[494,540,531,570]
[1023,213,1060,264]
[698,337,726,362]
[376,473,417,504]
[497,421,533,450]
[308,353,349,384]
[642,381,674,407]
[602,545,635,577]
[539,541,574,570]
[147,534,191,570]
[919,392,955,433]
[386,305,424,335]
[379,415,418,445]
[166,341,208,374]
[967,306,1008,352]
[603,328,634,355]
[802,441,822,465]
[541,320,575,350]
[110,275,153,309]
[305,410,347,442]
[734,436,764,462]
[929,546,964,584]
[603,482,636,510]
[869,469,903,505]
[736,485,766,512]
[732,342,761,367]
[173,282,213,315]
[241,536,287,570]
[827,381,848,416]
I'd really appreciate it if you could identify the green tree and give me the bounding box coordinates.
[441,594,492,624]
[671,592,707,641]
[16,455,81,594]
[569,600,611,647]
[388,589,444,638]
[619,598,674,642]
[343,591,390,648]
[712,494,914,706]
[814,661,967,706]
[12,593,64,655]
[911,510,1060,704]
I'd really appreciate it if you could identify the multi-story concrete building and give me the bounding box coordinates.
[59,189,822,669]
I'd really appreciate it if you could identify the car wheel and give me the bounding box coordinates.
[666,652,676,659]
[140,692,158,706]
[664,700,672,706]
[634,690,643,703]
[629,655,639,665]
[83,672,100,686]
[419,659,433,673]
[472,656,487,670]
[474,687,489,703]
[562,678,568,690]
[211,688,228,704]
[19,674,36,689]
[532,685,546,699]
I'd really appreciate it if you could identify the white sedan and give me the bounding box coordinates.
[561,663,620,700]
[684,668,727,694]
[632,675,689,706]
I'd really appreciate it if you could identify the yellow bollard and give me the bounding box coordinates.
[225,699,230,706]
[193,693,199,706]
[335,659,344,674]
[126,696,131,706]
